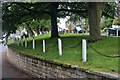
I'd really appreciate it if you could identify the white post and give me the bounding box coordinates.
[116,29,118,37]
[77,31,79,34]
[43,40,45,53]
[21,39,23,46]
[29,34,31,38]
[23,36,25,40]
[17,39,19,46]
[32,37,35,49]
[58,38,62,56]
[82,39,87,62]
[25,39,27,48]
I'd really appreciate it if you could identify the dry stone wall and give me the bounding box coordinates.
[7,48,118,80]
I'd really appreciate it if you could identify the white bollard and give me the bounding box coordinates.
[25,39,27,48]
[21,39,23,46]
[82,39,87,62]
[43,40,46,53]
[116,29,118,37]
[17,38,19,46]
[32,37,35,49]
[58,38,62,56]
[29,34,31,38]
[77,31,79,34]
[17,42,19,46]
[23,36,25,40]
[17,40,19,46]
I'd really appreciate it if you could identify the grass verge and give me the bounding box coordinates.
[8,33,119,74]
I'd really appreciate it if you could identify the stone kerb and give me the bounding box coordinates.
[7,48,117,79]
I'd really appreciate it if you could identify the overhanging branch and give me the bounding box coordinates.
[57,9,87,13]
[17,3,51,16]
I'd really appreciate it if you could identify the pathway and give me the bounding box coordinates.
[0,44,30,79]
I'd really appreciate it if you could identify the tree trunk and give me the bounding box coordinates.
[116,0,120,17]
[28,27,34,36]
[0,2,2,38]
[0,21,2,38]
[36,27,40,35]
[50,3,59,38]
[88,2,106,42]
[26,23,34,37]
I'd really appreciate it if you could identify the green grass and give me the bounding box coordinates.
[8,33,119,74]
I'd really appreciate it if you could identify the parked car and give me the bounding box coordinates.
[73,27,85,33]
[108,25,120,36]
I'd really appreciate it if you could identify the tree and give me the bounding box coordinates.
[116,0,120,17]
[0,1,2,38]
[2,2,51,36]
[50,3,59,37]
[2,2,88,38]
[2,2,116,41]
[2,2,29,33]
[87,2,107,42]
[29,19,51,35]
[113,18,120,25]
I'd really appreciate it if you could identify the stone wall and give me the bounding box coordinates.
[7,48,118,79]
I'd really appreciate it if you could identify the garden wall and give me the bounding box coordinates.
[7,48,118,79]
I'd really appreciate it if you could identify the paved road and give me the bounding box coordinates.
[0,44,30,79]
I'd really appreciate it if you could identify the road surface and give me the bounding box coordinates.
[0,44,30,79]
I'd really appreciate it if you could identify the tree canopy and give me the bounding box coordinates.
[2,2,116,41]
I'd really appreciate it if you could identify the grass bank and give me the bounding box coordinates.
[8,33,119,74]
